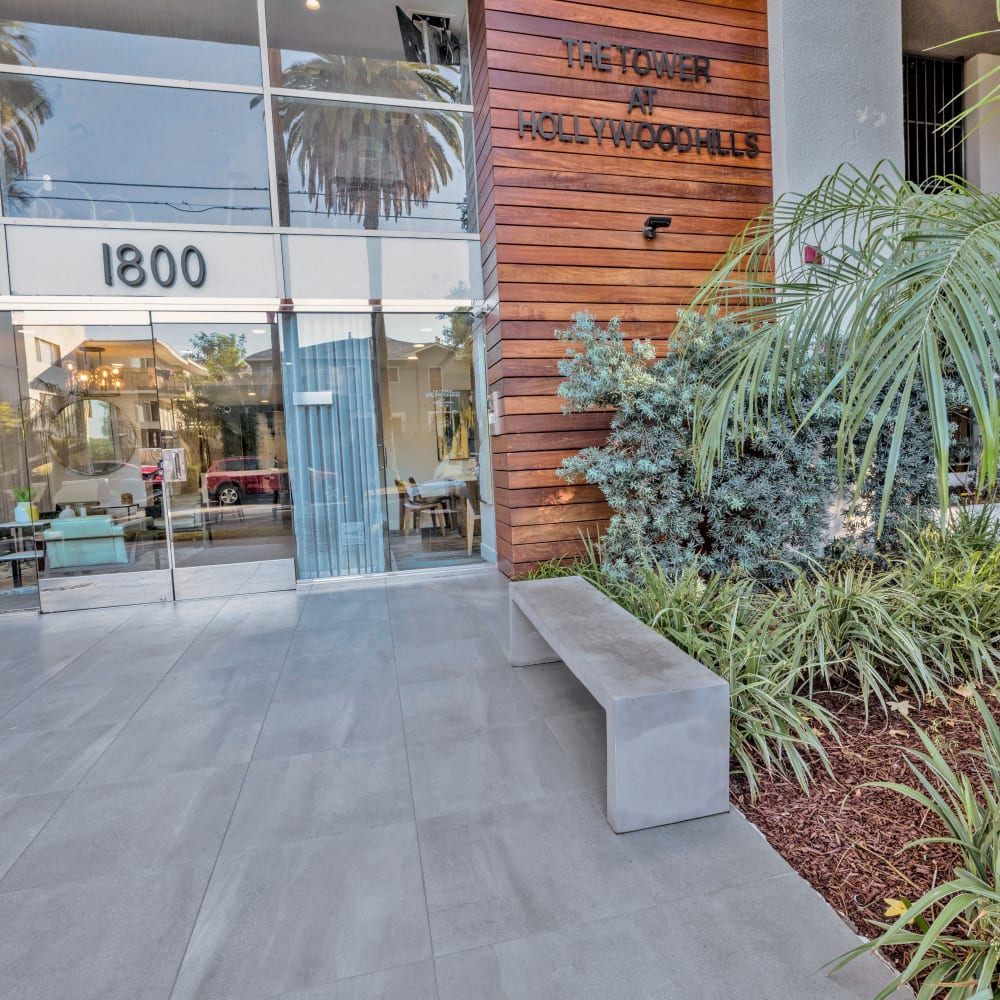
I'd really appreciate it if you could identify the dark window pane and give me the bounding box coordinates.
[0,2,261,86]
[266,0,469,105]
[902,54,965,186]
[0,76,271,224]
[275,97,473,233]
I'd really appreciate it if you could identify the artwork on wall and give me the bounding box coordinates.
[432,389,474,460]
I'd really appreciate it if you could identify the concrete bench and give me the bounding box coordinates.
[509,576,730,833]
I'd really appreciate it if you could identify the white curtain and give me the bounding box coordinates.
[282,314,385,577]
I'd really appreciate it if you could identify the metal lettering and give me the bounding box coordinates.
[537,112,558,140]
[656,124,675,150]
[632,48,652,75]
[636,122,657,149]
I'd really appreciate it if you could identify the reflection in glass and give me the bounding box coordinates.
[266,0,470,105]
[150,319,295,590]
[0,310,39,610]
[275,97,470,231]
[49,398,137,475]
[0,3,262,85]
[0,76,271,224]
[11,318,173,608]
[378,313,484,571]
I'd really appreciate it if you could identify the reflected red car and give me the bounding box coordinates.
[204,457,284,506]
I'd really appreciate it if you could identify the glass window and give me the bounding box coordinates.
[0,311,40,611]
[266,0,470,105]
[0,2,262,86]
[379,313,484,570]
[0,76,272,224]
[275,97,472,232]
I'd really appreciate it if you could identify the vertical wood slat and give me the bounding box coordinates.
[470,0,771,576]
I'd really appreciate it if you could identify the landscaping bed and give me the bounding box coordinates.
[732,690,1000,976]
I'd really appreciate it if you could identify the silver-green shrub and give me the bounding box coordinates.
[556,312,840,581]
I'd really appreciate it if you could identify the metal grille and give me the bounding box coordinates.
[903,54,965,187]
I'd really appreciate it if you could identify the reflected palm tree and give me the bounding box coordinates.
[270,56,462,230]
[0,20,52,206]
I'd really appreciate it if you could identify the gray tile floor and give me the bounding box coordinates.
[0,567,907,999]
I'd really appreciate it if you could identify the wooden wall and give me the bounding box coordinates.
[468,0,770,577]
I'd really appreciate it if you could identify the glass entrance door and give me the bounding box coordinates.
[150,315,295,599]
[15,311,173,611]
[12,310,295,612]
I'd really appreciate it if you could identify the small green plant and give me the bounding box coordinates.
[830,694,1000,999]
[12,485,35,503]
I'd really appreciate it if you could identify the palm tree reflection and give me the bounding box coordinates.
[272,56,463,230]
[0,20,52,208]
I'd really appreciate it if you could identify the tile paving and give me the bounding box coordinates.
[0,566,907,998]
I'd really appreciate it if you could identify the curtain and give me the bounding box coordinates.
[282,314,385,577]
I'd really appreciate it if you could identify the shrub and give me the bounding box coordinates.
[895,510,1000,687]
[556,312,840,583]
[831,694,1000,999]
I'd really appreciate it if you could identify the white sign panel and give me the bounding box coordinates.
[284,233,481,301]
[6,226,280,298]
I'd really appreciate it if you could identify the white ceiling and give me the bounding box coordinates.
[903,0,1000,58]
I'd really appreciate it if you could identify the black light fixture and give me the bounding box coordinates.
[643,215,672,240]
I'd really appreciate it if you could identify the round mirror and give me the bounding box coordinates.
[49,399,138,476]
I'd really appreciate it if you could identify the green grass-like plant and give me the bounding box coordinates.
[830,694,1000,999]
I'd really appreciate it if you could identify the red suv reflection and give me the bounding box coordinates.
[205,457,284,506]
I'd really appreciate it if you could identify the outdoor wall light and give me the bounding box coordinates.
[643,216,672,240]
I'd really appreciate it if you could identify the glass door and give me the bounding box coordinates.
[148,314,296,600]
[14,311,173,612]
[11,310,297,612]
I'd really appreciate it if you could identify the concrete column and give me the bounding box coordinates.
[963,54,1000,192]
[768,0,905,197]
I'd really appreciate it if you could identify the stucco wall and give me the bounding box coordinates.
[768,0,905,197]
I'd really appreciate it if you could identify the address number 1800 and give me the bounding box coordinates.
[101,242,207,289]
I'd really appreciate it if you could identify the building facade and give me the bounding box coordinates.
[0,0,993,612]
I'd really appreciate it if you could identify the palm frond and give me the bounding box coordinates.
[688,163,1000,531]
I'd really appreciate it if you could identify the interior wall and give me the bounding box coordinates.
[469,0,771,576]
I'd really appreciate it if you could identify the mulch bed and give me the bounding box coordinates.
[731,688,1000,976]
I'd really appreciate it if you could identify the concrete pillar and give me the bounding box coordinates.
[963,54,1000,192]
[768,0,905,197]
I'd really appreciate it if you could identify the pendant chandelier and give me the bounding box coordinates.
[63,345,124,394]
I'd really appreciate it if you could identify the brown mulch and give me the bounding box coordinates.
[731,689,1000,975]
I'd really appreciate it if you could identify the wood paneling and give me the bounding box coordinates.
[470,0,769,576]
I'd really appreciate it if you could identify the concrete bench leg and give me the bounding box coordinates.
[509,600,561,666]
[606,686,731,833]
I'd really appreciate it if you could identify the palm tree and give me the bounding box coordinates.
[0,20,52,206]
[687,161,1000,531]
[271,55,463,230]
